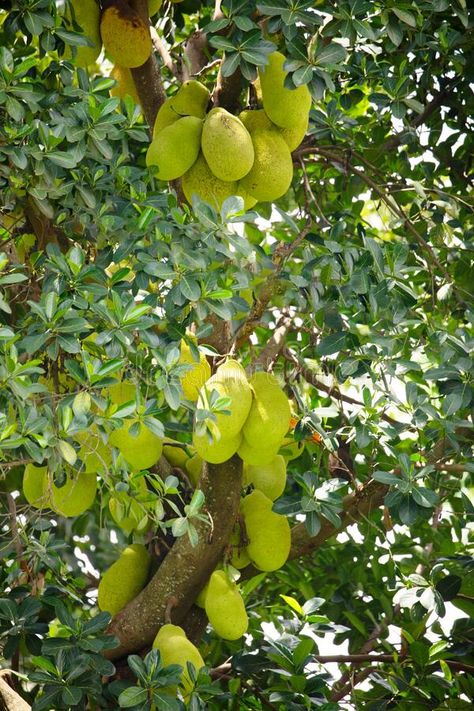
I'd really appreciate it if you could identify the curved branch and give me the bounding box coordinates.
[0,676,30,711]
[105,455,243,660]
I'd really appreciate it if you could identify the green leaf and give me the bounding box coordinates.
[392,8,417,27]
[280,595,304,616]
[118,686,148,707]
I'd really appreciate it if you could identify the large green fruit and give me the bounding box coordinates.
[148,0,163,16]
[242,372,291,451]
[239,108,273,133]
[109,421,163,471]
[258,51,312,129]
[182,153,238,210]
[196,360,252,440]
[153,624,205,695]
[205,570,248,640]
[162,437,191,469]
[104,380,137,405]
[238,437,280,466]
[201,108,254,182]
[279,116,309,151]
[146,116,202,180]
[239,128,293,202]
[192,431,241,464]
[240,490,291,571]
[68,0,101,67]
[74,426,112,473]
[50,471,97,517]
[100,0,152,68]
[178,339,211,402]
[98,544,151,616]
[23,464,49,509]
[153,80,210,137]
[244,454,287,501]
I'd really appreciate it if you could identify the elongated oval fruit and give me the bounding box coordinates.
[152,81,210,138]
[241,490,290,571]
[98,543,151,616]
[109,420,163,471]
[183,153,238,210]
[146,116,203,181]
[50,471,97,517]
[67,0,101,67]
[242,372,291,451]
[201,108,254,182]
[153,624,205,695]
[205,570,248,640]
[244,454,287,501]
[239,129,293,202]
[258,51,312,129]
[195,360,252,440]
[100,0,152,68]
[178,340,211,402]
[23,464,49,508]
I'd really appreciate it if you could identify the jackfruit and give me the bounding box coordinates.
[110,65,139,103]
[239,129,293,202]
[148,0,163,15]
[279,116,309,151]
[239,109,272,133]
[229,522,251,569]
[109,420,163,471]
[258,51,312,129]
[152,81,210,138]
[153,624,205,695]
[67,0,101,67]
[192,431,241,464]
[98,543,151,616]
[75,426,112,474]
[104,380,137,406]
[100,0,152,68]
[244,454,287,501]
[195,360,252,440]
[178,340,211,402]
[242,372,291,451]
[108,476,151,534]
[205,570,248,640]
[237,437,281,466]
[279,437,305,461]
[146,116,203,180]
[240,490,290,571]
[23,464,49,509]
[50,471,97,517]
[201,108,254,182]
[185,453,203,486]
[182,153,238,210]
[162,437,191,469]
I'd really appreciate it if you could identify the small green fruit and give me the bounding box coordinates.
[109,421,163,471]
[258,51,312,129]
[201,108,254,182]
[23,464,49,509]
[192,431,241,464]
[67,0,101,67]
[75,426,112,474]
[241,490,290,571]
[185,454,203,485]
[205,570,248,640]
[196,360,252,440]
[239,129,293,202]
[98,543,151,616]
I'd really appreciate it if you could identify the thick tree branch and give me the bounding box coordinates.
[253,315,293,369]
[105,455,243,660]
[0,676,30,711]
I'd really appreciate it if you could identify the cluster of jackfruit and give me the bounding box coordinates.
[98,543,151,616]
[146,51,312,208]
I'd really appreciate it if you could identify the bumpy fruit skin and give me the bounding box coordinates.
[258,51,312,129]
[193,431,241,464]
[182,153,238,210]
[23,464,49,508]
[178,340,211,402]
[238,438,280,466]
[244,454,287,501]
[241,490,291,571]
[242,372,291,451]
[50,472,97,517]
[153,624,205,694]
[75,426,112,474]
[147,116,203,180]
[100,1,152,68]
[201,108,254,182]
[205,570,248,640]
[239,109,273,133]
[110,65,139,102]
[153,81,210,137]
[98,544,151,616]
[109,421,163,471]
[196,360,252,440]
[68,0,101,67]
[239,128,293,202]
[279,116,309,151]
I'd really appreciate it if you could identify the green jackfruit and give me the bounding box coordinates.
[75,426,112,474]
[229,522,251,569]
[50,471,97,517]
[109,420,163,471]
[185,453,203,486]
[239,129,293,202]
[258,51,312,129]
[110,65,139,103]
[279,116,309,151]
[153,81,210,138]
[178,339,211,402]
[192,431,241,464]
[103,380,137,405]
[242,372,291,451]
[195,360,252,440]
[205,570,248,640]
[279,437,305,461]
[148,0,163,15]
[182,153,237,210]
[238,438,281,466]
[108,476,151,534]
[146,116,202,180]
[162,437,191,469]
[100,0,152,68]
[239,109,273,133]
[67,0,101,67]
[98,543,151,616]
[201,108,254,182]
[23,464,49,509]
[153,624,205,694]
[244,454,287,501]
[241,489,291,571]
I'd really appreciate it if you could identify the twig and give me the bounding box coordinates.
[0,676,31,711]
[150,26,178,78]
[6,494,24,562]
[253,315,293,369]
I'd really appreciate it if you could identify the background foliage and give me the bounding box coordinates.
[0,0,473,709]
